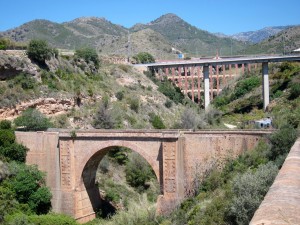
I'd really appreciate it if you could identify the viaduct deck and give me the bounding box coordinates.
[134,55,300,110]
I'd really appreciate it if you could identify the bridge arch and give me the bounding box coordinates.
[76,140,162,218]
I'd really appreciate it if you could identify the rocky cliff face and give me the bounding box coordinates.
[0,50,39,80]
[0,98,75,120]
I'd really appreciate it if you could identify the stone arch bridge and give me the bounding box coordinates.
[16,129,272,223]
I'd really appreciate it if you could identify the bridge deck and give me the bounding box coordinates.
[54,129,274,138]
[134,55,300,68]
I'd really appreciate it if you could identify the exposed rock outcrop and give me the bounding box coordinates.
[0,97,75,120]
[0,50,39,80]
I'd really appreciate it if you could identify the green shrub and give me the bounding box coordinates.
[179,108,205,129]
[128,97,140,113]
[149,114,165,129]
[28,187,52,215]
[164,100,172,108]
[8,73,37,90]
[93,100,115,129]
[227,162,278,225]
[14,108,51,131]
[273,90,283,99]
[8,164,52,215]
[289,83,300,100]
[0,120,12,130]
[105,189,120,203]
[27,39,53,64]
[5,213,78,225]
[118,64,130,73]
[0,186,25,223]
[231,76,260,100]
[158,81,184,104]
[52,114,70,128]
[115,91,124,101]
[133,52,155,64]
[75,47,100,68]
[0,38,12,50]
[268,124,297,161]
[108,147,129,165]
[147,86,153,91]
[213,96,230,108]
[0,143,28,163]
[205,107,223,126]
[0,129,15,147]
[125,153,155,190]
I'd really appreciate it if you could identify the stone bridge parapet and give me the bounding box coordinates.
[250,138,300,225]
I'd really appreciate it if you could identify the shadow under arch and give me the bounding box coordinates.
[80,141,162,216]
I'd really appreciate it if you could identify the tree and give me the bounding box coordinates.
[27,39,53,64]
[0,143,28,163]
[14,108,51,131]
[125,153,155,190]
[9,164,52,215]
[268,124,297,160]
[0,120,12,130]
[0,38,11,50]
[0,129,15,147]
[227,162,278,225]
[133,52,155,64]
[74,47,100,68]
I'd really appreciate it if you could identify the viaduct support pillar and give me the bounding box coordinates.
[262,62,269,111]
[203,65,210,110]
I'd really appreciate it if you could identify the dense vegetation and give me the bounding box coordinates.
[0,120,77,224]
[0,35,299,225]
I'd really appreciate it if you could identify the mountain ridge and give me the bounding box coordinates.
[0,13,299,57]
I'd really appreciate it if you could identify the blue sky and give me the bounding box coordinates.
[1,0,299,34]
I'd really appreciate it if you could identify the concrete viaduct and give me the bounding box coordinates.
[16,129,272,223]
[135,55,300,110]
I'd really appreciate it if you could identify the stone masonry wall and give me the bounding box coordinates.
[250,138,300,225]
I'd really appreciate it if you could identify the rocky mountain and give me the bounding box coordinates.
[244,26,300,54]
[1,14,298,58]
[0,17,177,59]
[0,13,247,58]
[131,13,245,56]
[231,25,295,43]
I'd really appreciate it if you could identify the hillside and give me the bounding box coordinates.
[131,13,246,56]
[1,13,247,58]
[0,50,195,129]
[1,44,300,224]
[244,26,300,54]
[231,25,294,43]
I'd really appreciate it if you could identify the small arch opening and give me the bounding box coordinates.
[81,146,160,219]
